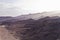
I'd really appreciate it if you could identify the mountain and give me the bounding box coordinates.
[4,16,60,40]
[1,11,60,23]
[1,11,60,40]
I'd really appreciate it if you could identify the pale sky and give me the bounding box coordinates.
[0,0,60,16]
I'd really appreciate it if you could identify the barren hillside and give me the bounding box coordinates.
[1,11,60,40]
[0,25,19,40]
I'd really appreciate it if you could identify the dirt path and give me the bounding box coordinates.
[0,26,20,40]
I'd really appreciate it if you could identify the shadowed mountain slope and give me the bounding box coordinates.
[1,11,60,40]
[1,16,60,40]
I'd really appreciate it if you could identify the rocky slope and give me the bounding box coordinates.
[2,16,60,40]
[1,11,60,40]
[0,25,20,40]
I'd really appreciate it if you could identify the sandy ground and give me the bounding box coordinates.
[0,26,20,40]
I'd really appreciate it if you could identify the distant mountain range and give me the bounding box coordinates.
[0,11,60,23]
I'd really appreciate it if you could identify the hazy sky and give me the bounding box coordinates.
[0,0,60,16]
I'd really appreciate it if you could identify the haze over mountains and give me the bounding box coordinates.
[0,11,60,22]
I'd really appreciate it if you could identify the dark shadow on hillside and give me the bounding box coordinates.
[2,16,60,40]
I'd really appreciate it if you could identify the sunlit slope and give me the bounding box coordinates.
[0,25,19,40]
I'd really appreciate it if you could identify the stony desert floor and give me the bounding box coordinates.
[0,26,19,40]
